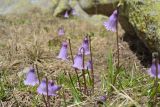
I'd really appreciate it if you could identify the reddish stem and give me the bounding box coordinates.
[46,77,50,107]
[89,36,94,93]
[112,6,120,89]
[81,47,87,95]
[34,63,48,107]
[68,39,82,91]
[154,56,159,105]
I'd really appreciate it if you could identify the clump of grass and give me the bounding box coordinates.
[25,41,44,63]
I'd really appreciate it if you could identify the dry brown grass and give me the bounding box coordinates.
[0,11,148,106]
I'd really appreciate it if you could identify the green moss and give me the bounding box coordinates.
[124,0,160,52]
[99,0,118,4]
[79,0,94,9]
[53,0,70,16]
[89,15,108,25]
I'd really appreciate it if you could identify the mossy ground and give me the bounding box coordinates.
[0,11,156,107]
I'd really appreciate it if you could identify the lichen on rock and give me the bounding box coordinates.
[122,0,160,53]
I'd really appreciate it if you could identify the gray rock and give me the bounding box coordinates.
[0,0,57,14]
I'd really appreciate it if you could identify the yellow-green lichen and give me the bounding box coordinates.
[126,0,160,52]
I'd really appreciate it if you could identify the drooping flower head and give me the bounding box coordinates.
[58,27,65,36]
[71,9,76,16]
[79,36,90,55]
[103,9,118,32]
[97,95,107,104]
[24,67,38,86]
[64,11,69,18]
[147,58,160,78]
[99,95,107,102]
[48,81,61,96]
[72,53,84,70]
[85,60,93,70]
[37,78,47,95]
[37,79,61,96]
[57,41,68,60]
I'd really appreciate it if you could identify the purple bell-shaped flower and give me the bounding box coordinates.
[97,95,107,104]
[37,79,47,95]
[79,37,90,55]
[99,95,107,102]
[71,9,76,16]
[57,41,68,60]
[64,11,69,18]
[24,67,38,86]
[85,60,93,70]
[147,59,160,78]
[103,9,118,32]
[58,27,65,36]
[37,79,61,96]
[72,53,84,70]
[48,81,61,96]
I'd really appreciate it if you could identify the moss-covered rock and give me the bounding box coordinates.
[120,0,160,53]
[89,15,108,26]
[72,1,90,19]
[53,0,70,16]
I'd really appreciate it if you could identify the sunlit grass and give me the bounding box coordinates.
[0,9,157,106]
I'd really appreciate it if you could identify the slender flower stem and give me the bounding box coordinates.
[116,10,120,71]
[35,63,40,83]
[87,69,92,86]
[46,77,50,107]
[86,69,92,96]
[111,6,120,89]
[154,56,159,105]
[68,39,81,91]
[89,36,94,93]
[81,47,87,95]
[34,63,48,107]
[68,39,74,63]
